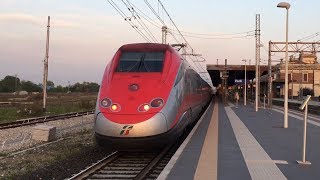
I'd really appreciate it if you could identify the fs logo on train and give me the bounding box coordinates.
[120,125,133,135]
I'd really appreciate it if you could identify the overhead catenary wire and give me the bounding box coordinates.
[133,1,255,40]
[149,0,208,77]
[144,0,166,26]
[280,33,320,58]
[107,0,152,42]
[155,0,194,53]
[170,29,255,37]
[172,32,255,40]
[297,32,319,42]
[121,0,159,42]
[168,31,182,44]
[126,0,162,28]
[187,54,208,74]
[291,39,320,57]
[261,33,320,66]
[106,0,214,86]
[144,0,195,57]
[154,0,225,85]
[108,0,205,74]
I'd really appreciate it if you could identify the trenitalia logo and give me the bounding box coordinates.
[120,125,134,135]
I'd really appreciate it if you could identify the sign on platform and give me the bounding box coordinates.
[234,79,248,85]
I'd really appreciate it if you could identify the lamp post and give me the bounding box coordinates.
[242,59,247,106]
[291,68,294,99]
[277,2,290,128]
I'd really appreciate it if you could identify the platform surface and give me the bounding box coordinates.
[157,99,320,180]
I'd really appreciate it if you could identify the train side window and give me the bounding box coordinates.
[174,64,184,86]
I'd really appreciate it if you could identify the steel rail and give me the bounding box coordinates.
[134,144,173,180]
[68,144,175,180]
[68,151,120,180]
[0,110,94,129]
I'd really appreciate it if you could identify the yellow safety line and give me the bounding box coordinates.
[194,100,219,180]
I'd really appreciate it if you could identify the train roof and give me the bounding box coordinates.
[119,43,174,52]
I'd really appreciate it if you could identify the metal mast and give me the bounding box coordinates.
[162,26,167,44]
[242,59,247,106]
[268,41,272,109]
[255,14,261,112]
[43,16,50,112]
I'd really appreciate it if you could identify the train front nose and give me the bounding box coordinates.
[94,112,169,138]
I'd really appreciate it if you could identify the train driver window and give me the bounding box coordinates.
[116,52,165,72]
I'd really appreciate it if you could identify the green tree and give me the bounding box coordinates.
[87,82,100,92]
[70,82,100,92]
[45,80,54,92]
[20,81,41,92]
[299,87,314,96]
[70,82,83,92]
[0,75,20,92]
[52,85,67,92]
[47,80,55,88]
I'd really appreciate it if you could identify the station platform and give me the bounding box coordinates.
[157,98,320,180]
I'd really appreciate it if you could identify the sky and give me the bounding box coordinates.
[0,0,319,86]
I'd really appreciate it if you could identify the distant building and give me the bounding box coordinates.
[265,53,320,97]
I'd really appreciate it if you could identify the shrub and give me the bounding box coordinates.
[79,100,94,109]
[17,102,43,116]
[298,87,314,96]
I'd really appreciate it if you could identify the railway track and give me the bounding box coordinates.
[0,110,94,130]
[68,102,210,180]
[69,144,176,180]
[67,107,206,180]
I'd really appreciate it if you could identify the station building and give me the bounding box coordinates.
[263,53,320,98]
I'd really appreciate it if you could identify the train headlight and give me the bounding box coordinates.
[150,98,164,108]
[143,104,150,111]
[110,103,121,112]
[100,98,112,108]
[138,103,150,112]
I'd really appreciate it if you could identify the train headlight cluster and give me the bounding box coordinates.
[138,98,164,112]
[100,98,121,112]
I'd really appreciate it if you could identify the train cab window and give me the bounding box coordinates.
[116,52,165,72]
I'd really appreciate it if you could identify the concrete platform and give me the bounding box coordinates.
[157,98,320,180]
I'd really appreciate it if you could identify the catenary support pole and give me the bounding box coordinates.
[43,16,50,112]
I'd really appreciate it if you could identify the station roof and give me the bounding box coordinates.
[207,64,269,71]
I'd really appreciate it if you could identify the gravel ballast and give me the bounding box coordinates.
[0,130,113,179]
[0,115,94,153]
[0,114,115,179]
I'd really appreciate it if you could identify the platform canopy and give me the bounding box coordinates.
[207,64,269,71]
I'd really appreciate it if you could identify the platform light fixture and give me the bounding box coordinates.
[277,2,290,128]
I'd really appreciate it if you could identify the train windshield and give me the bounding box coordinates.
[116,52,164,72]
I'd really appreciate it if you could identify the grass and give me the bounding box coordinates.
[0,107,29,123]
[0,95,97,123]
[46,103,94,115]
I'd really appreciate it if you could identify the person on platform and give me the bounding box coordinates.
[235,91,239,108]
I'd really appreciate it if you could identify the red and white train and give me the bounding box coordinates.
[94,43,213,148]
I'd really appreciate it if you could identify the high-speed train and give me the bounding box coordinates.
[94,43,213,148]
